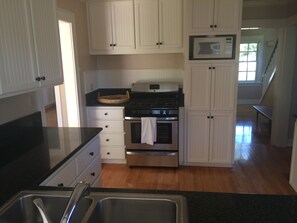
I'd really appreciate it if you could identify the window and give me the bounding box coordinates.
[238,43,258,82]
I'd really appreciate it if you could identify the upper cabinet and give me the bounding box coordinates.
[189,0,242,34]
[134,0,183,53]
[87,0,183,55]
[87,0,135,54]
[0,0,63,97]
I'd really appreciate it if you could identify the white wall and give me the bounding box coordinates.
[84,69,184,93]
[0,92,39,125]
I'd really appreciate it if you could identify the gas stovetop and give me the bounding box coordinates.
[124,82,180,118]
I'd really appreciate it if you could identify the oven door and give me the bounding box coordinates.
[124,117,178,151]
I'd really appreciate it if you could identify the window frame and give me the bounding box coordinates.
[238,35,264,84]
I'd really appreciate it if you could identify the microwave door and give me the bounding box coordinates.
[194,41,223,59]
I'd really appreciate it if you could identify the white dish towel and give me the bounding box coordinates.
[141,117,157,145]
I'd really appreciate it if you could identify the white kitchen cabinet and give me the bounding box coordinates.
[189,63,237,111]
[87,0,135,54]
[40,135,101,187]
[134,0,183,52]
[0,0,63,97]
[187,111,234,166]
[189,0,242,34]
[87,107,126,163]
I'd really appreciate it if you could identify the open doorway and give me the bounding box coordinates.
[45,9,81,127]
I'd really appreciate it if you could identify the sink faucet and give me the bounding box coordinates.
[60,181,91,223]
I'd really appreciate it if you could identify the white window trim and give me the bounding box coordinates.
[239,35,264,84]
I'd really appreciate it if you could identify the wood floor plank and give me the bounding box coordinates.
[101,113,296,195]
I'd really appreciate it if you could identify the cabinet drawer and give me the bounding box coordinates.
[100,133,124,146]
[88,108,124,120]
[101,146,125,159]
[76,156,101,185]
[89,120,124,133]
[76,136,100,173]
[41,159,76,187]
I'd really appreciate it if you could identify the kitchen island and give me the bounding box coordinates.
[0,112,101,206]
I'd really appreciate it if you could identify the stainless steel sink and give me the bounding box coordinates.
[0,191,92,223]
[0,191,188,223]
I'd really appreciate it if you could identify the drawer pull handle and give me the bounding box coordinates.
[105,125,109,128]
[91,172,95,176]
[107,152,110,155]
[57,183,64,187]
[104,113,108,115]
[106,139,110,142]
[89,152,94,156]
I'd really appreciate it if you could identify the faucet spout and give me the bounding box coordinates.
[60,181,91,223]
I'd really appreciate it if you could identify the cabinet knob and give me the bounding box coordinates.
[89,152,94,156]
[156,42,159,45]
[104,113,108,116]
[106,139,110,142]
[210,25,213,28]
[208,67,212,70]
[105,125,109,128]
[35,77,41,81]
[214,25,217,28]
[207,116,210,119]
[57,183,64,187]
[212,67,215,69]
[113,44,117,47]
[110,43,113,47]
[107,152,110,155]
[211,116,214,119]
[159,42,163,45]
[91,172,95,176]
[41,76,46,81]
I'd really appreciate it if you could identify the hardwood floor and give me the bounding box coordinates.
[101,105,297,195]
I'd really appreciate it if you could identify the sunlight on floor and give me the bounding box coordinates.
[234,122,253,161]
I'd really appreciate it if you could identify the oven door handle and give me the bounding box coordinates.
[125,117,178,121]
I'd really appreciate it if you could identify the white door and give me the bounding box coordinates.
[135,0,159,50]
[87,1,113,52]
[214,0,241,32]
[209,112,234,164]
[187,111,210,163]
[30,0,63,86]
[159,0,183,49]
[190,0,214,33]
[211,63,237,111]
[111,0,135,51]
[55,10,81,127]
[0,0,38,94]
[189,64,212,110]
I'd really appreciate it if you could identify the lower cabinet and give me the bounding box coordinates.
[40,135,101,187]
[87,107,126,164]
[187,111,235,166]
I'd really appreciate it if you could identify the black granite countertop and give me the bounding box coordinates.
[86,88,185,107]
[0,112,101,206]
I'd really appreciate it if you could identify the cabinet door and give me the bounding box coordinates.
[211,63,237,111]
[159,0,183,49]
[0,0,39,95]
[30,0,63,87]
[190,0,214,33]
[209,112,234,164]
[187,111,210,163]
[189,64,212,110]
[87,1,113,53]
[111,1,135,52]
[135,0,159,50]
[214,0,241,32]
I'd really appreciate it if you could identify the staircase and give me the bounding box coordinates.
[259,40,278,106]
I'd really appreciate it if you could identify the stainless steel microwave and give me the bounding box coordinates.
[189,35,236,60]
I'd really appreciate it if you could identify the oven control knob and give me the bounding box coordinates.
[163,111,167,115]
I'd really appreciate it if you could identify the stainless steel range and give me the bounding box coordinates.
[124,82,179,167]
